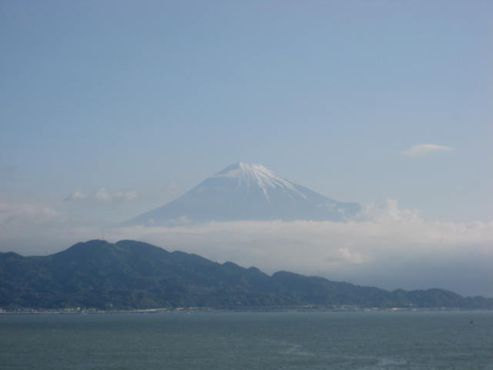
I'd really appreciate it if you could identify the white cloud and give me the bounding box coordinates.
[401,144,453,158]
[64,191,86,201]
[0,199,100,255]
[94,188,138,202]
[107,201,493,296]
[65,188,138,203]
[2,199,493,297]
[0,201,61,225]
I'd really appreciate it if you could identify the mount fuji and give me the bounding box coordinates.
[127,163,361,225]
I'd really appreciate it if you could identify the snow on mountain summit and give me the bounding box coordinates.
[213,162,301,198]
[126,163,361,225]
[216,162,278,181]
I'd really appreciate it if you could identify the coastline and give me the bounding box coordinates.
[1,305,491,315]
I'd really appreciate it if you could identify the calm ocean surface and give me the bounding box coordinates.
[1,311,492,370]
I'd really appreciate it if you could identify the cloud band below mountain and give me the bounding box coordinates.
[108,201,493,297]
[1,199,492,297]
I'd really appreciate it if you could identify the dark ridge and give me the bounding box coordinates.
[1,240,492,310]
[0,251,23,259]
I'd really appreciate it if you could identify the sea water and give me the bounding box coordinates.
[1,311,492,369]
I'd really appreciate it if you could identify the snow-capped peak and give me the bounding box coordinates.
[214,162,299,198]
[126,162,362,225]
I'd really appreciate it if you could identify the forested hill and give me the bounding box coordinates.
[1,240,491,310]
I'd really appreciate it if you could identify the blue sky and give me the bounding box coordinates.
[1,0,492,221]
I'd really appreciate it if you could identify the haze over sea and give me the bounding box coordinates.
[2,311,493,370]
